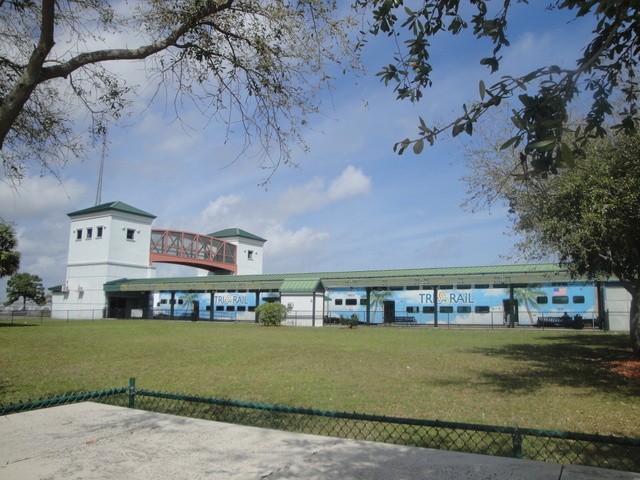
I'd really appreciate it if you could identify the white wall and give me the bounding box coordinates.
[281,293,324,327]
[52,209,155,319]
[234,238,265,275]
[604,284,631,332]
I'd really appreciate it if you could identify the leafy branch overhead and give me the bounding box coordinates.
[356,0,639,175]
[0,0,357,183]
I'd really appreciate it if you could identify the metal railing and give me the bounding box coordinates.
[1,378,638,473]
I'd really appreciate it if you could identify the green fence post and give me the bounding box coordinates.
[512,426,523,458]
[128,377,136,409]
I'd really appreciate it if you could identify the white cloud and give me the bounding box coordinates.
[263,225,330,261]
[0,176,87,220]
[199,194,243,227]
[277,165,371,217]
[327,165,372,201]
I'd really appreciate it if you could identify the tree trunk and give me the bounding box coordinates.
[630,287,640,358]
[0,0,55,150]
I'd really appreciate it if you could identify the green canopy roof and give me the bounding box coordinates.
[280,278,323,294]
[208,228,266,243]
[68,201,156,219]
[104,263,579,294]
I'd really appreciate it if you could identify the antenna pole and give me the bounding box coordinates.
[95,126,106,206]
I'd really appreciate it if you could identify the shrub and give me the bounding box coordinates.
[255,302,287,326]
[339,314,359,328]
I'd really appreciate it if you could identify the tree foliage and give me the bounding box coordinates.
[0,220,20,278]
[255,301,287,326]
[465,129,640,355]
[5,272,46,309]
[356,1,639,175]
[0,0,356,183]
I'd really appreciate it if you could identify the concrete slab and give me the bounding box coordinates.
[0,403,638,480]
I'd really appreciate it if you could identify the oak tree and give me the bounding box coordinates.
[0,220,20,278]
[0,0,356,183]
[5,272,46,309]
[464,128,640,355]
[356,1,639,175]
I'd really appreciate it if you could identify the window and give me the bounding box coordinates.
[334,299,343,306]
[406,306,419,313]
[86,227,92,239]
[457,306,472,313]
[216,306,224,311]
[248,306,256,312]
[573,296,585,304]
[237,306,247,312]
[536,296,549,304]
[160,299,167,305]
[552,296,569,305]
[177,299,184,305]
[359,299,368,306]
[345,299,357,306]
[474,306,490,313]
[226,306,235,312]
[96,226,103,238]
[439,306,454,313]
[126,228,135,240]
[76,229,82,240]
[422,306,435,314]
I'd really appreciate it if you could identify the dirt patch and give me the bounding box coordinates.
[610,358,640,380]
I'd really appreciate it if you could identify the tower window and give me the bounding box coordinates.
[126,228,135,240]
[96,226,103,238]
[76,229,82,240]
[247,250,254,260]
[86,227,93,239]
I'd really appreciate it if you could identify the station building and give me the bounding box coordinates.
[51,201,632,332]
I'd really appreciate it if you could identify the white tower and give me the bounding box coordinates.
[51,201,156,319]
[208,228,266,275]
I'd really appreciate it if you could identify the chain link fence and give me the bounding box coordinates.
[1,379,638,473]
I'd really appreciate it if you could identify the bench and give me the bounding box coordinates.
[536,315,587,329]
[391,316,417,324]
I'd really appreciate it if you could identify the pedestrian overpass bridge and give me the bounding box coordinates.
[149,229,237,274]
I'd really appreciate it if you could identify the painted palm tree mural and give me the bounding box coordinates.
[178,292,202,319]
[512,286,546,326]
[369,289,393,323]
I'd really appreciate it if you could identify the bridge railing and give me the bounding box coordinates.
[150,230,237,267]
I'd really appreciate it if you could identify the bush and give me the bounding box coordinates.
[255,302,287,326]
[339,314,359,328]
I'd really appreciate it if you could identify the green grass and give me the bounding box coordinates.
[1,320,638,437]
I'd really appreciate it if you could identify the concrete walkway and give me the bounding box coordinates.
[1,403,638,479]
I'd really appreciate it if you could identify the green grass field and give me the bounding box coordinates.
[1,320,638,437]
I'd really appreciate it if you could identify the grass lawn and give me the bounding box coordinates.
[1,320,638,437]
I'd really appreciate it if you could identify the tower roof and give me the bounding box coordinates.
[208,228,266,243]
[68,201,156,219]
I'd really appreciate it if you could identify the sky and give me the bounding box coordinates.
[0,2,596,300]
